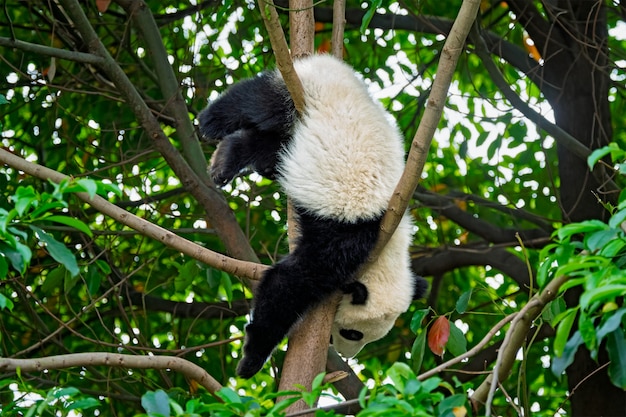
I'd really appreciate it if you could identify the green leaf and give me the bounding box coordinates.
[44,215,93,237]
[311,372,326,391]
[0,240,32,273]
[410,309,429,333]
[585,229,618,252]
[86,263,102,295]
[76,178,98,199]
[578,314,597,353]
[411,330,426,372]
[543,298,566,325]
[0,208,18,234]
[358,385,368,409]
[537,254,555,288]
[97,181,123,198]
[50,386,80,399]
[359,0,383,34]
[0,293,14,311]
[555,258,609,280]
[437,393,467,416]
[66,397,100,411]
[580,284,626,310]
[216,387,242,404]
[599,238,626,257]
[557,220,609,242]
[455,290,472,314]
[12,186,37,216]
[141,390,170,417]
[29,201,69,219]
[386,362,416,393]
[41,267,66,295]
[553,308,577,357]
[175,260,200,292]
[95,259,111,275]
[220,271,233,301]
[475,131,489,147]
[0,255,8,279]
[607,329,626,389]
[29,226,80,277]
[552,331,584,378]
[609,208,626,229]
[446,322,467,357]
[597,308,626,347]
[587,144,615,170]
[487,137,500,160]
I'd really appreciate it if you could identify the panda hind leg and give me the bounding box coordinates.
[236,261,316,378]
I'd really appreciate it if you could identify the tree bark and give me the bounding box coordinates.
[506,0,626,414]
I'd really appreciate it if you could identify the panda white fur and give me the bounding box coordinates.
[198,54,427,378]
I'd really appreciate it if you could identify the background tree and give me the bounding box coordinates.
[0,0,625,416]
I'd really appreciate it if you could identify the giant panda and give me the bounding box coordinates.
[198,54,428,378]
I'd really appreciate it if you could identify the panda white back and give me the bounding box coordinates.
[278,55,407,222]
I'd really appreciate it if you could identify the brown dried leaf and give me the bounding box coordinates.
[428,316,450,357]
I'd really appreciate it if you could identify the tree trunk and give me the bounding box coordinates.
[515,0,626,414]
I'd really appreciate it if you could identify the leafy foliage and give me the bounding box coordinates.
[0,0,625,415]
[539,145,626,389]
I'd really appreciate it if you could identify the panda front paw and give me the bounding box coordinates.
[209,146,238,186]
[236,351,269,379]
[210,165,235,187]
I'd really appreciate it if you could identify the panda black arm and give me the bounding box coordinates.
[341,281,368,305]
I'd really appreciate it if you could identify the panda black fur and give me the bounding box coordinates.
[198,54,427,378]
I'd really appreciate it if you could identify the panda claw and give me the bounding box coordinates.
[211,173,230,187]
[236,353,267,379]
[210,164,235,187]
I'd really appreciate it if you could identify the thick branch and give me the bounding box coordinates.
[276,1,331,414]
[0,148,266,281]
[368,0,481,260]
[472,27,619,194]
[416,188,550,245]
[413,246,534,289]
[56,0,258,263]
[114,0,210,182]
[470,275,569,413]
[331,0,346,58]
[0,353,222,394]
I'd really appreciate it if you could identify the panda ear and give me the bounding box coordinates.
[413,275,429,300]
[341,281,368,305]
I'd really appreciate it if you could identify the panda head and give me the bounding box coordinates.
[331,304,401,357]
[331,272,427,358]
[330,279,409,357]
